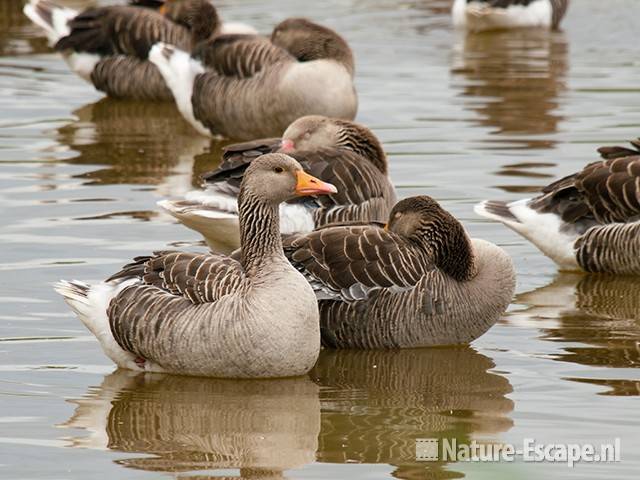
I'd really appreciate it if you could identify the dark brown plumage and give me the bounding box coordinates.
[281,196,515,348]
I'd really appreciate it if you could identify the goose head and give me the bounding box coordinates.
[386,196,477,281]
[162,0,220,42]
[280,116,387,173]
[271,18,355,75]
[240,153,337,205]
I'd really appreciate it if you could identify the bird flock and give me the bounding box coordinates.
[22,0,640,378]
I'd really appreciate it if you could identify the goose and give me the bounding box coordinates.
[149,18,357,139]
[282,196,516,349]
[23,0,255,101]
[54,154,338,378]
[452,0,569,32]
[475,139,640,275]
[159,115,396,250]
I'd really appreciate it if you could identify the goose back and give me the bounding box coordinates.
[55,6,195,59]
[285,233,515,348]
[91,55,172,100]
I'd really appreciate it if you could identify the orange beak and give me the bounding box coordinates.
[295,170,337,196]
[158,4,167,14]
[383,223,388,231]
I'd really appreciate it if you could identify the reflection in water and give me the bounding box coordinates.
[61,371,319,477]
[56,98,221,191]
[452,29,568,149]
[514,274,640,395]
[311,348,514,480]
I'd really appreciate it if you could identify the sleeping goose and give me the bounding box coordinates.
[475,139,640,275]
[149,18,357,139]
[54,154,337,378]
[452,0,569,32]
[282,196,516,349]
[159,116,396,250]
[23,0,255,101]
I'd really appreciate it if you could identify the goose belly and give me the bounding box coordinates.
[454,0,553,31]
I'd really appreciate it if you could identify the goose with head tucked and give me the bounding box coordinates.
[452,0,569,32]
[475,139,640,275]
[159,116,396,251]
[54,154,337,378]
[282,196,516,349]
[23,0,255,101]
[149,18,357,139]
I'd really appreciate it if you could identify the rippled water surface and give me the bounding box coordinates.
[1,0,639,478]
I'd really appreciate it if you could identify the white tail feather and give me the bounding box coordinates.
[23,0,77,45]
[149,42,210,136]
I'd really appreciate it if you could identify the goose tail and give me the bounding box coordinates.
[148,42,210,136]
[474,200,522,227]
[54,278,144,369]
[23,0,77,45]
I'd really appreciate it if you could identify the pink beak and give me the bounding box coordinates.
[280,139,295,152]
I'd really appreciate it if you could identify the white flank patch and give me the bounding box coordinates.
[279,203,315,234]
[220,22,258,35]
[453,0,553,31]
[149,43,210,136]
[65,52,100,82]
[475,199,579,269]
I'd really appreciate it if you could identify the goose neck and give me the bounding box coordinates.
[238,191,284,275]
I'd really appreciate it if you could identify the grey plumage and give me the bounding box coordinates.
[283,196,516,349]
[156,18,357,139]
[475,138,640,274]
[55,154,336,378]
[160,116,396,250]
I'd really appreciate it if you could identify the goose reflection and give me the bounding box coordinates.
[55,98,221,193]
[61,371,319,477]
[514,274,640,396]
[311,348,514,480]
[452,29,568,150]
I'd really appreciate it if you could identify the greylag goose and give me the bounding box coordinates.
[149,18,357,139]
[159,116,396,250]
[54,154,337,378]
[452,0,569,32]
[283,196,516,349]
[475,139,640,275]
[23,0,255,101]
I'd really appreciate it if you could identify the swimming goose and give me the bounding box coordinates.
[23,0,255,101]
[452,0,569,32]
[149,18,357,139]
[475,139,640,274]
[54,154,337,378]
[282,196,516,349]
[160,116,396,250]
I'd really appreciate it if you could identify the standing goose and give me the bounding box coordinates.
[452,0,569,32]
[149,18,357,139]
[475,139,640,275]
[23,0,254,101]
[160,116,396,250]
[282,196,516,349]
[54,154,337,378]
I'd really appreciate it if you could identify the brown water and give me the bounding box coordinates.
[1,0,639,478]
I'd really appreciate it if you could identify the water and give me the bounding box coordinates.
[1,0,639,478]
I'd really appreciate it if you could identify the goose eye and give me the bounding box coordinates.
[274,166,284,173]
[394,212,402,219]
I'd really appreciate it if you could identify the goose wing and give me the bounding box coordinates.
[202,146,394,223]
[283,225,433,301]
[192,34,292,77]
[55,6,191,59]
[108,250,245,304]
[530,142,640,225]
